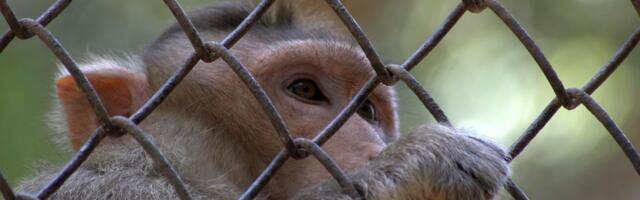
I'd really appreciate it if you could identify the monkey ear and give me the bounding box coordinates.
[55,67,148,150]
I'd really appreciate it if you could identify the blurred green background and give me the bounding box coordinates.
[1,0,639,199]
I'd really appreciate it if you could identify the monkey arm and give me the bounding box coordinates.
[294,124,510,200]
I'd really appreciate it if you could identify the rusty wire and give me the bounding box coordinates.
[0,0,638,200]
[295,138,362,199]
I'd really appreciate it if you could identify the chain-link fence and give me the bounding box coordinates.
[1,0,639,199]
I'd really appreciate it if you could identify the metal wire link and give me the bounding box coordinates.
[323,0,394,85]
[0,0,31,39]
[0,0,639,200]
[0,0,71,53]
[462,0,487,13]
[507,26,640,162]
[487,0,572,108]
[17,18,115,130]
[294,138,362,199]
[110,116,193,200]
[565,89,640,173]
[387,64,451,126]
[162,0,215,62]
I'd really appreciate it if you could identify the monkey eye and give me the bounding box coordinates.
[357,100,377,123]
[286,79,328,102]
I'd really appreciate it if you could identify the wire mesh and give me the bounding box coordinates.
[0,0,639,199]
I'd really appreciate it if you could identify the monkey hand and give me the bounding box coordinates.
[295,124,510,200]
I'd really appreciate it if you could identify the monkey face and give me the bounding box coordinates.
[143,34,399,198]
[246,39,399,198]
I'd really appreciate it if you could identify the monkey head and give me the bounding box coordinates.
[52,4,398,199]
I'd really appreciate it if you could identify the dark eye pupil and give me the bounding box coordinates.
[287,79,326,101]
[293,82,315,98]
[357,101,377,122]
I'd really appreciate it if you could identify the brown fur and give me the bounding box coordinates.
[18,1,509,199]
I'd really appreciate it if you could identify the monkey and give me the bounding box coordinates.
[16,1,510,199]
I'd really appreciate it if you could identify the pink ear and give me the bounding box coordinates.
[56,68,148,150]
